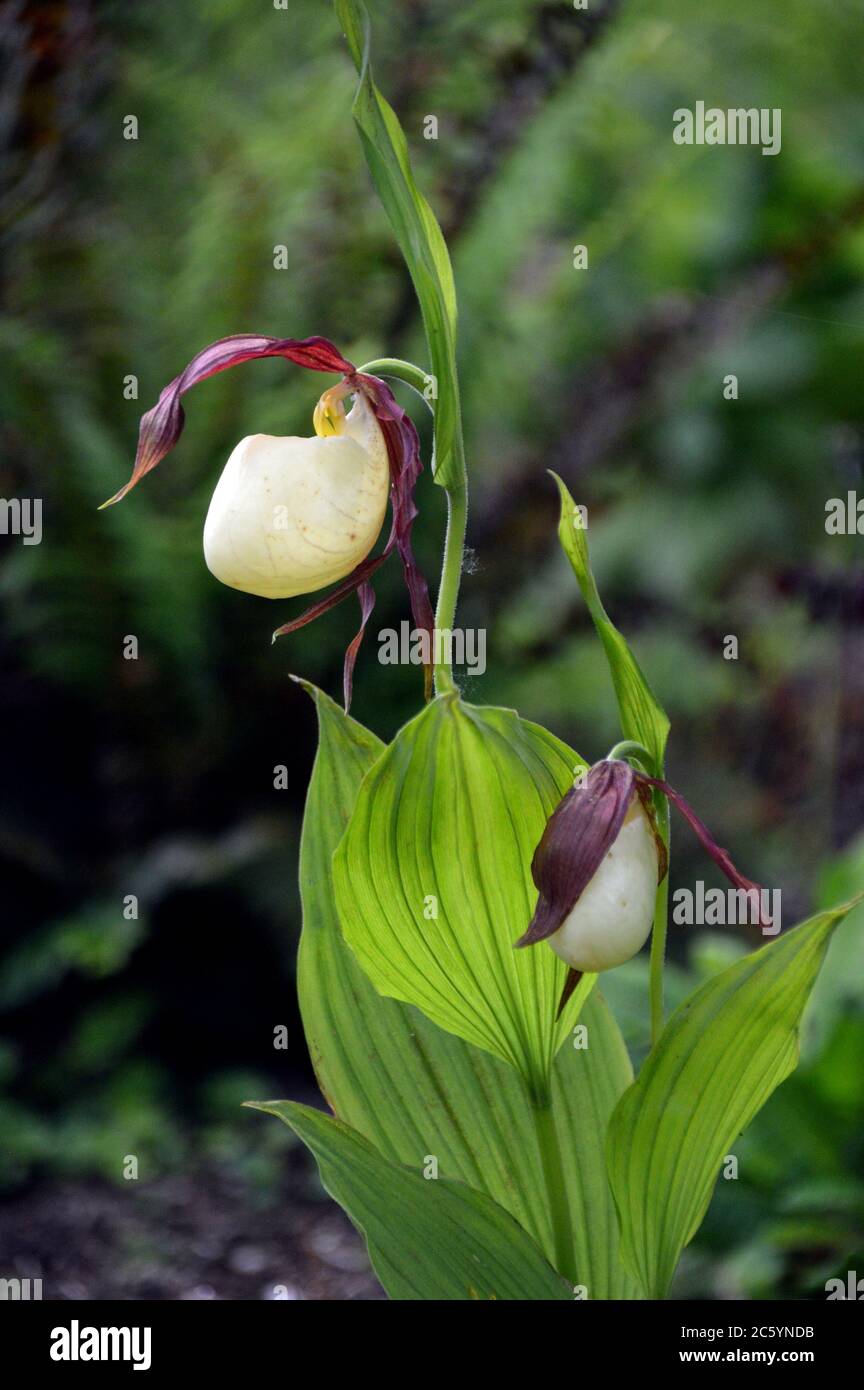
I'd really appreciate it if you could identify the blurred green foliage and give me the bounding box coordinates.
[1,0,863,1296]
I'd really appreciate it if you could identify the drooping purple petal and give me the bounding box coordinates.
[516,759,637,948]
[271,550,389,640]
[635,772,773,931]
[273,370,435,702]
[634,778,669,886]
[100,335,355,508]
[357,372,435,698]
[343,581,376,713]
[555,967,584,1020]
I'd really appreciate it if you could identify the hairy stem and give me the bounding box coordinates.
[432,483,467,696]
[607,739,654,770]
[604,739,670,1045]
[358,357,469,696]
[649,798,671,1046]
[357,357,435,408]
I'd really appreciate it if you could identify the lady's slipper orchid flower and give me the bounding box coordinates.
[101,334,434,708]
[517,758,771,996]
[203,388,389,600]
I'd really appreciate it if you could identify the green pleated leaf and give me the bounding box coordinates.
[248,1101,572,1300]
[296,681,640,1295]
[552,472,669,772]
[607,901,862,1297]
[334,0,464,489]
[333,691,593,1097]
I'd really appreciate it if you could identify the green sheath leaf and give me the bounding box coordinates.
[552,471,669,772]
[334,0,464,490]
[248,1101,573,1301]
[606,900,862,1297]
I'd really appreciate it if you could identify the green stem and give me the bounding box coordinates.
[604,738,670,1044]
[432,483,467,696]
[533,1099,578,1286]
[603,739,669,1045]
[358,356,469,697]
[356,357,436,411]
[607,739,655,772]
[649,798,671,1046]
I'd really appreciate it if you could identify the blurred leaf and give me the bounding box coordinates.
[807,835,864,1054]
[64,993,152,1075]
[595,952,693,1066]
[0,903,144,1012]
[688,931,749,981]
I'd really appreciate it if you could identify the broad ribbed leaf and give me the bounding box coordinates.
[248,1101,572,1300]
[334,0,464,490]
[296,682,640,1295]
[607,902,861,1297]
[553,472,669,772]
[333,692,593,1097]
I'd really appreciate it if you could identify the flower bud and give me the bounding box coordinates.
[203,391,389,599]
[546,793,660,973]
[516,760,665,974]
[517,757,771,993]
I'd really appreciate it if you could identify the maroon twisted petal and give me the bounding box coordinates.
[100,335,354,509]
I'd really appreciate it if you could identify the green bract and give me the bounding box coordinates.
[335,0,464,493]
[552,472,669,773]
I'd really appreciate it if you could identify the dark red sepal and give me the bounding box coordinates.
[100,335,355,508]
[635,772,773,932]
[555,968,584,1020]
[272,371,435,703]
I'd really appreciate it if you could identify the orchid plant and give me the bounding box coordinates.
[105,2,861,1300]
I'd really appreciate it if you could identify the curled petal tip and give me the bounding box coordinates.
[555,968,583,1020]
[98,487,128,510]
[108,334,355,507]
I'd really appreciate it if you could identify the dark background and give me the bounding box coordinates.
[1,0,863,1299]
